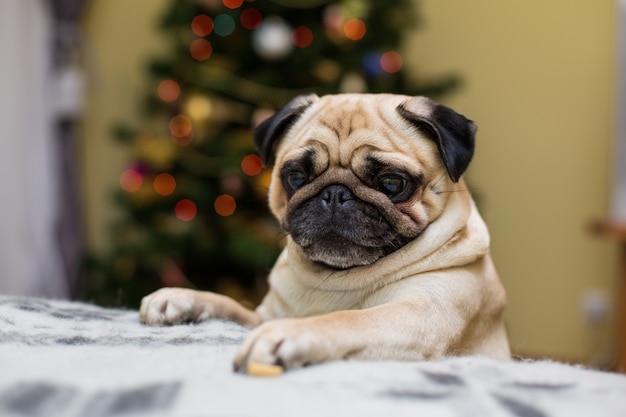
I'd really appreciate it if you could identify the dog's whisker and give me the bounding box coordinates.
[273,231,289,245]
[429,173,448,194]
[313,270,338,292]
[435,189,470,195]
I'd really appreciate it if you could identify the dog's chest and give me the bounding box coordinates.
[257,275,370,320]
[255,249,375,320]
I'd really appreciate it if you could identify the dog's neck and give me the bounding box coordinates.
[256,188,490,320]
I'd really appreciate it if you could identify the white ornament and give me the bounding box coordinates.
[253,17,293,60]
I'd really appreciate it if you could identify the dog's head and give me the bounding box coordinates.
[254,94,476,270]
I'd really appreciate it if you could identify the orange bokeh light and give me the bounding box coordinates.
[175,199,197,221]
[153,173,176,196]
[214,194,236,217]
[223,0,244,9]
[380,51,403,73]
[190,39,213,61]
[157,80,180,103]
[169,115,192,137]
[191,14,213,36]
[292,26,313,48]
[120,169,143,192]
[343,18,366,41]
[241,154,263,176]
[170,115,193,146]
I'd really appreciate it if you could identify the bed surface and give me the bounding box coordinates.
[1,295,626,417]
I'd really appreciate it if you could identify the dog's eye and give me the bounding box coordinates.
[286,171,307,190]
[378,175,406,196]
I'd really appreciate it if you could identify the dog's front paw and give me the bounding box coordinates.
[233,318,338,372]
[139,287,209,325]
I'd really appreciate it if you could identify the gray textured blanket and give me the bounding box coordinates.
[1,295,626,417]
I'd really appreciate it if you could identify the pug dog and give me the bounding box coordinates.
[140,93,511,371]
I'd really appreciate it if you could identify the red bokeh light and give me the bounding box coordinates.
[292,26,313,48]
[223,0,244,9]
[380,51,403,73]
[120,169,142,193]
[190,39,213,61]
[175,199,197,221]
[191,15,214,36]
[240,8,262,30]
[157,80,180,103]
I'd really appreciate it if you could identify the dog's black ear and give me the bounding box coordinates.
[397,97,476,183]
[254,94,319,166]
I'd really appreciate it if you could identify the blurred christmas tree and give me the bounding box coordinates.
[86,0,458,308]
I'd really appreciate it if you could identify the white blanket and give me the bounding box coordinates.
[1,295,626,417]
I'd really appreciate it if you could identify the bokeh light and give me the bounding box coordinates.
[223,0,244,9]
[185,95,213,120]
[157,80,180,103]
[241,154,263,176]
[362,52,383,76]
[153,173,176,196]
[292,26,313,48]
[169,115,192,137]
[160,262,185,287]
[214,194,237,216]
[175,199,197,221]
[380,51,403,73]
[240,8,262,30]
[120,169,143,192]
[313,59,341,83]
[190,39,213,61]
[169,115,194,146]
[191,14,213,36]
[343,18,366,41]
[253,17,293,60]
[214,14,236,36]
[323,5,344,37]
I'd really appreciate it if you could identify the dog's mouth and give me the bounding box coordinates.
[301,232,381,270]
[288,216,412,270]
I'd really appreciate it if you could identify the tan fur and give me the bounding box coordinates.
[139,94,510,371]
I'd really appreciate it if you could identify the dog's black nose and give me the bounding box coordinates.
[320,184,353,209]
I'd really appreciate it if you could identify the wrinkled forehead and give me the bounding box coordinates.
[274,95,440,173]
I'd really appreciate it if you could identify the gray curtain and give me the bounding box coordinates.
[48,0,90,298]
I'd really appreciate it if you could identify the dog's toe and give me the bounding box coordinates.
[234,318,326,372]
[139,288,196,326]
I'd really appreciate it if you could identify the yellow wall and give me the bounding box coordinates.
[81,0,169,250]
[81,0,620,363]
[408,0,619,362]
